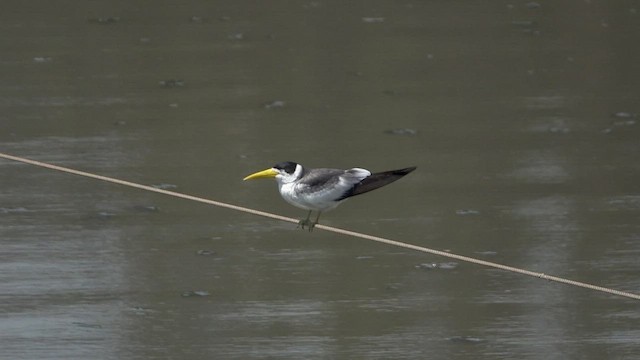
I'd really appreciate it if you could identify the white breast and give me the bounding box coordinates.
[277,167,371,212]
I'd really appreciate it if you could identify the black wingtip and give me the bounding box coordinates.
[337,165,416,200]
[395,166,417,175]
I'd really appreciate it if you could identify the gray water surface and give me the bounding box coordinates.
[2,1,639,359]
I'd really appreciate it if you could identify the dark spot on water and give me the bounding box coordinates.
[511,20,539,35]
[159,79,185,88]
[603,114,637,133]
[613,119,636,127]
[264,100,286,109]
[612,111,636,119]
[415,262,459,270]
[73,322,103,329]
[129,306,152,315]
[181,290,210,297]
[447,336,485,344]
[384,128,418,136]
[89,17,121,24]
[33,56,52,63]
[0,207,30,214]
[437,262,459,270]
[132,205,159,212]
[456,209,480,216]
[511,20,536,28]
[525,2,541,9]
[97,211,116,219]
[475,250,498,256]
[189,16,206,23]
[549,126,570,134]
[303,1,322,9]
[362,17,385,23]
[385,284,401,291]
[416,263,437,270]
[197,249,216,256]
[228,32,244,40]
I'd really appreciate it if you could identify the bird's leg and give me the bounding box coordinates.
[297,210,313,230]
[310,212,322,231]
[297,211,323,232]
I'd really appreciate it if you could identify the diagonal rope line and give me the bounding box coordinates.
[1,151,639,301]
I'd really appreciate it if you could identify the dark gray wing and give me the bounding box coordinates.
[297,168,345,189]
[295,168,371,199]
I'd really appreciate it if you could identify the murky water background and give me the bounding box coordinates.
[2,1,639,359]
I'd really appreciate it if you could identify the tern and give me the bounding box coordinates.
[243,161,416,231]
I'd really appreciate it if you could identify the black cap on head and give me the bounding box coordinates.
[273,161,298,175]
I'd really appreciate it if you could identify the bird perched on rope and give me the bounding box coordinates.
[243,161,416,231]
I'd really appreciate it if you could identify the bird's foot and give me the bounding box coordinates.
[297,218,317,232]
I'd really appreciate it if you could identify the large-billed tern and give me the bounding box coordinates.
[243,161,416,231]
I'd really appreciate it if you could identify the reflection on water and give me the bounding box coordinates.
[2,1,640,359]
[509,150,570,183]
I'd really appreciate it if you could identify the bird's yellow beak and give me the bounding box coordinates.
[243,168,278,181]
